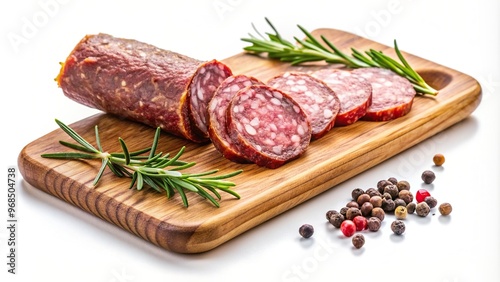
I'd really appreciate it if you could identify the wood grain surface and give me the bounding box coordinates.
[18,28,481,253]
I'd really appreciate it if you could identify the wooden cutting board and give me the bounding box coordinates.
[18,28,481,253]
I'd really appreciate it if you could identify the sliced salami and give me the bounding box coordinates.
[227,85,312,169]
[351,68,416,121]
[188,60,233,138]
[208,75,264,163]
[268,72,340,139]
[311,69,372,126]
[56,33,232,143]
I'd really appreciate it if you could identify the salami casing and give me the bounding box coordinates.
[352,68,416,121]
[311,69,372,126]
[208,75,264,163]
[227,85,312,169]
[268,72,340,139]
[56,33,231,143]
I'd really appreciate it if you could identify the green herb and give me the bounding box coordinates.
[41,119,242,207]
[241,18,438,95]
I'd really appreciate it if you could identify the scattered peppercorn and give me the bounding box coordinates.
[371,207,385,221]
[391,220,406,235]
[299,224,314,238]
[326,210,338,221]
[384,184,399,199]
[416,202,431,217]
[370,195,383,208]
[377,179,392,194]
[406,202,416,214]
[398,190,414,204]
[352,233,365,249]
[346,207,362,220]
[361,202,374,217]
[367,217,381,232]
[329,213,345,228]
[424,196,438,209]
[357,193,371,206]
[340,220,357,237]
[387,177,398,185]
[421,170,436,184]
[438,203,453,216]
[396,180,410,191]
[433,154,445,166]
[382,198,396,212]
[346,201,360,209]
[353,215,368,231]
[416,189,431,203]
[351,188,365,201]
[365,187,381,198]
[394,198,407,208]
[394,206,408,220]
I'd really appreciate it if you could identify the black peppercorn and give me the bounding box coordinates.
[326,210,338,221]
[382,198,396,212]
[339,207,349,217]
[391,220,406,235]
[377,179,392,194]
[438,203,452,216]
[299,224,314,238]
[367,217,381,232]
[352,233,365,249]
[356,193,371,206]
[424,196,438,209]
[398,190,414,204]
[416,202,431,217]
[394,198,407,208]
[346,201,359,209]
[328,213,345,228]
[421,170,436,184]
[406,202,416,214]
[384,184,399,199]
[365,188,381,198]
[396,180,411,191]
[370,195,383,208]
[361,202,374,217]
[371,207,385,221]
[351,188,365,201]
[387,177,398,185]
[346,207,362,220]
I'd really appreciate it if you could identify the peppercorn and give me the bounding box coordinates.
[346,207,362,220]
[326,210,338,221]
[339,207,349,217]
[356,193,371,206]
[299,224,314,238]
[382,198,396,212]
[371,207,385,221]
[387,177,398,185]
[361,202,374,217]
[351,188,365,201]
[377,179,392,194]
[394,198,407,208]
[384,184,399,199]
[396,180,411,191]
[328,213,345,228]
[352,233,365,249]
[416,189,431,203]
[424,196,438,209]
[382,192,393,200]
[394,206,408,220]
[406,202,416,214]
[365,187,381,198]
[367,217,381,232]
[398,190,414,204]
[346,201,360,209]
[433,154,445,166]
[340,220,356,237]
[391,220,406,235]
[438,202,453,216]
[370,195,383,208]
[353,215,368,231]
[421,170,436,184]
[416,202,431,217]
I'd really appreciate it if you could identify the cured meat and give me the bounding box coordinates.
[268,72,340,139]
[227,85,312,169]
[311,69,372,126]
[208,75,264,163]
[351,68,416,121]
[56,33,231,143]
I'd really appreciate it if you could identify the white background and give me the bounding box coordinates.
[1,0,499,281]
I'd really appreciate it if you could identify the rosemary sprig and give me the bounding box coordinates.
[241,18,438,95]
[41,119,242,207]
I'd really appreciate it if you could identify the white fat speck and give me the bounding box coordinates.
[121,80,127,87]
[297,79,306,85]
[209,98,219,111]
[256,93,266,101]
[272,145,283,155]
[251,101,260,109]
[273,91,283,99]
[315,96,325,104]
[372,82,382,88]
[239,94,249,101]
[244,124,257,135]
[293,105,301,113]
[264,139,275,146]
[305,91,314,97]
[283,72,291,78]
[311,104,320,113]
[197,86,205,101]
[233,105,239,113]
[324,109,333,118]
[270,98,282,106]
[200,67,206,74]
[243,80,253,87]
[291,135,301,143]
[255,145,262,152]
[297,85,308,91]
[286,79,295,85]
[225,76,235,84]
[297,125,305,135]
[270,124,278,132]
[238,105,245,112]
[250,117,260,127]
[384,81,393,87]
[291,86,299,92]
[230,84,241,92]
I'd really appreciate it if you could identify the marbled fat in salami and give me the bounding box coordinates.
[208,75,264,163]
[352,68,416,121]
[227,85,312,169]
[56,33,231,143]
[311,69,372,126]
[268,72,340,139]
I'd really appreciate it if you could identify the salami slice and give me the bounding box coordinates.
[227,85,312,169]
[311,69,372,126]
[188,60,232,138]
[351,68,416,121]
[56,33,231,143]
[268,72,340,139]
[207,75,264,163]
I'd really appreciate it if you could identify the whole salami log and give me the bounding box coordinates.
[311,69,372,126]
[268,72,340,139]
[351,68,416,121]
[208,75,264,163]
[227,85,312,169]
[56,33,232,143]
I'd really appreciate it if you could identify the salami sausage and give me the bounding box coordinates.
[351,68,416,121]
[311,69,372,126]
[227,85,312,169]
[56,33,232,143]
[268,72,340,139]
[208,75,264,163]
